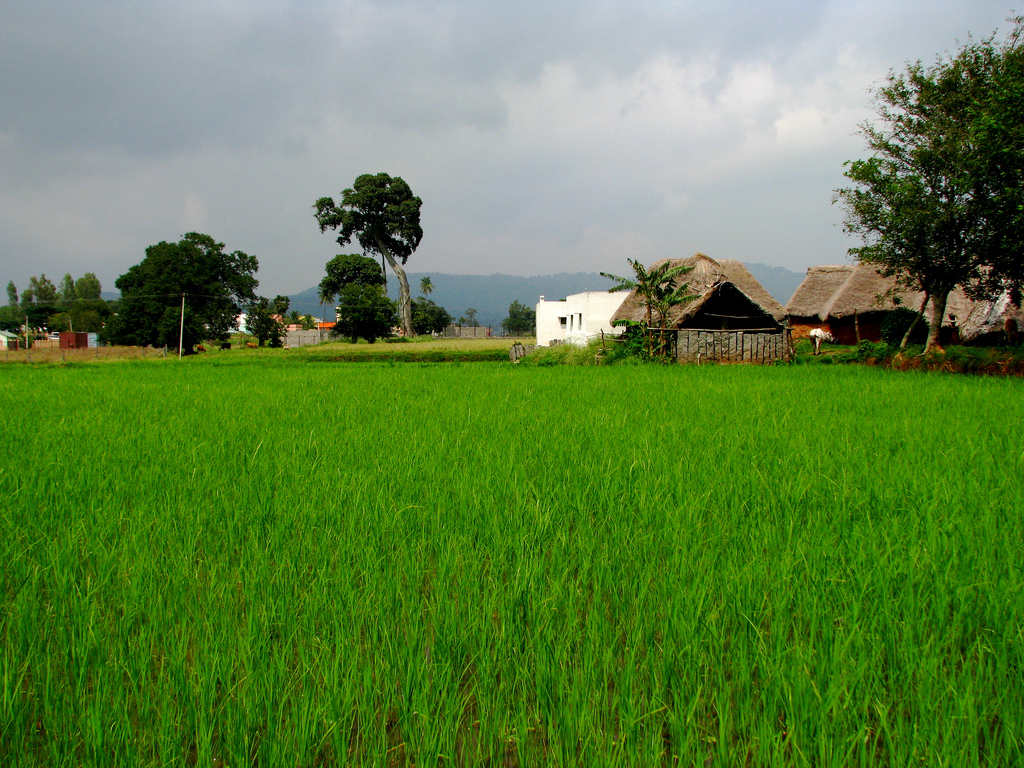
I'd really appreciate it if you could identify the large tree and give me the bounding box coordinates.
[314,173,423,337]
[272,295,290,319]
[835,21,1024,351]
[969,20,1024,302]
[319,253,385,301]
[411,297,453,336]
[6,281,17,307]
[59,274,77,304]
[106,232,257,352]
[246,297,284,347]
[30,275,57,307]
[501,300,535,336]
[75,273,102,300]
[333,284,398,343]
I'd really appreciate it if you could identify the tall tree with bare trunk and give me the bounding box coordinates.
[314,174,423,337]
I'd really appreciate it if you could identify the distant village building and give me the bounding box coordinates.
[59,332,97,349]
[535,291,627,347]
[0,330,20,350]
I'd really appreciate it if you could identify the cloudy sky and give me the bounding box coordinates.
[0,1,1016,297]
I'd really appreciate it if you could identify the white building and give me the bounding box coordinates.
[0,330,20,349]
[535,291,627,347]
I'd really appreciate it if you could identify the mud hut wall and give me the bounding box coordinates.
[789,319,831,340]
[789,316,886,345]
[826,315,885,345]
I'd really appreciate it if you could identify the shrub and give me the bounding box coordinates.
[519,341,603,366]
[881,307,927,345]
[850,340,892,362]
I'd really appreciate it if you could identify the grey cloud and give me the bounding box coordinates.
[0,0,1018,296]
[1,2,334,155]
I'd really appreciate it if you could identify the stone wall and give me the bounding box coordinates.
[285,330,329,348]
[442,325,492,338]
[668,328,793,363]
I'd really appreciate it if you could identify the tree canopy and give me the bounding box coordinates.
[835,20,1024,351]
[411,297,452,336]
[272,295,290,319]
[106,232,258,351]
[320,254,385,303]
[59,274,77,303]
[333,284,398,343]
[320,254,397,343]
[30,275,57,306]
[75,273,102,301]
[501,300,535,336]
[246,297,284,347]
[314,173,423,337]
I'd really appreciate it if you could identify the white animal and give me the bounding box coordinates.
[809,328,835,355]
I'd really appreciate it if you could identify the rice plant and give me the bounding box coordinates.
[1,361,1021,766]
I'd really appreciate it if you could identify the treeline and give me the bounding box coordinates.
[317,254,453,342]
[2,273,112,336]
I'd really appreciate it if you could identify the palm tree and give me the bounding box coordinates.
[649,279,695,356]
[317,282,336,333]
[601,259,694,355]
[419,276,434,297]
[650,282,690,324]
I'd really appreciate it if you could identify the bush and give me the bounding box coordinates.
[518,342,600,366]
[849,340,892,362]
[881,307,927,345]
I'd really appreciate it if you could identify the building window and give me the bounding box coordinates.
[559,316,567,330]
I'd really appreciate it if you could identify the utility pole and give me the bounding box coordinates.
[178,293,185,359]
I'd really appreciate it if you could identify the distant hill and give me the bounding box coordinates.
[742,263,806,306]
[286,263,805,328]
[287,272,617,329]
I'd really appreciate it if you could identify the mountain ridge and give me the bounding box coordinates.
[285,263,806,328]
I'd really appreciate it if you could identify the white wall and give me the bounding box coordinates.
[535,291,627,347]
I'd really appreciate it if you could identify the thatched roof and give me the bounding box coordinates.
[785,264,919,319]
[609,253,787,328]
[784,265,855,318]
[958,291,1024,339]
[786,263,1022,340]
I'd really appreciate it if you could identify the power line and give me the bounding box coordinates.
[10,290,241,308]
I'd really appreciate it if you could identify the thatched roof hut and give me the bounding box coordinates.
[786,264,1021,343]
[958,291,1024,341]
[609,253,787,330]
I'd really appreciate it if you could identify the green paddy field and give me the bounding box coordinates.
[1,358,1022,766]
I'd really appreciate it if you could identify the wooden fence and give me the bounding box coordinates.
[655,328,793,364]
